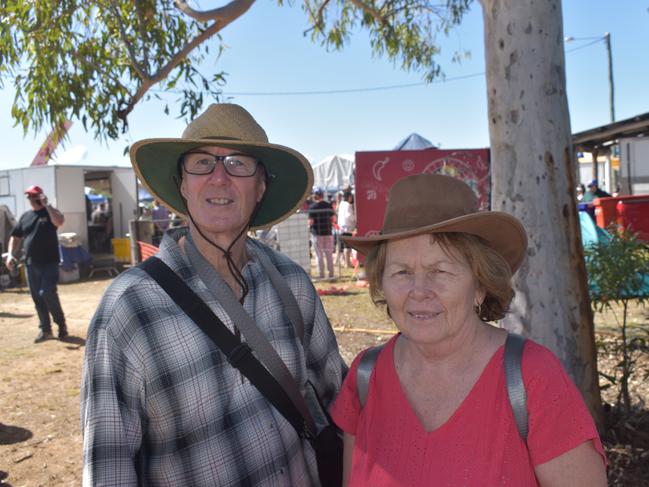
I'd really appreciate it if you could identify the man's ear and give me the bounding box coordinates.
[179,177,188,200]
[256,174,267,203]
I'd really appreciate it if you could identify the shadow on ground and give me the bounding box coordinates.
[0,423,33,445]
[0,312,33,319]
[61,335,86,347]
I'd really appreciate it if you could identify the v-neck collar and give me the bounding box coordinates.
[387,336,505,435]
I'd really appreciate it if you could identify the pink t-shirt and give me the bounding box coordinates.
[330,334,606,486]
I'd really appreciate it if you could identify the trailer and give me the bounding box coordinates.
[619,137,649,195]
[0,164,137,254]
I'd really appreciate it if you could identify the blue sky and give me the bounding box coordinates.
[1,0,648,170]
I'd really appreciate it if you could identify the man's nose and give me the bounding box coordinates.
[207,160,231,183]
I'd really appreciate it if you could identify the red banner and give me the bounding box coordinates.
[354,148,490,238]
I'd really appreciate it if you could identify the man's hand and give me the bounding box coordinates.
[41,196,64,227]
[3,254,17,272]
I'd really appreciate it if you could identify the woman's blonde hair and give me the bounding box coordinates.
[365,232,514,322]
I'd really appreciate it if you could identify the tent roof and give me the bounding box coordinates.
[393,133,437,150]
[313,154,354,167]
[312,154,355,191]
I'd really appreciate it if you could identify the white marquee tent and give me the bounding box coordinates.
[311,134,436,191]
[312,154,355,191]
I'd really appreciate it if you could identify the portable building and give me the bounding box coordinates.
[0,164,137,253]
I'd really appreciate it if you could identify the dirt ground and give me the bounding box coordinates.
[1,270,647,486]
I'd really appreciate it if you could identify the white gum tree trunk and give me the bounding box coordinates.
[479,0,602,420]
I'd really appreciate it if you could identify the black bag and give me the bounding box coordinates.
[304,380,343,486]
[314,422,344,486]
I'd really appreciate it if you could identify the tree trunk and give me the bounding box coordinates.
[479,0,602,423]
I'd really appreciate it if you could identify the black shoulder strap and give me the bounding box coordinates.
[356,343,385,407]
[139,257,317,442]
[355,333,529,443]
[504,332,528,443]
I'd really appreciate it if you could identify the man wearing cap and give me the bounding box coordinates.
[4,185,67,342]
[585,179,611,201]
[81,104,346,486]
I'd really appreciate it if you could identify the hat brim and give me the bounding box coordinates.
[130,138,313,230]
[342,211,528,273]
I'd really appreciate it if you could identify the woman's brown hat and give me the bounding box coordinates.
[130,103,313,230]
[342,174,528,273]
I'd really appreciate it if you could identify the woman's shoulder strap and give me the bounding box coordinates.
[505,332,528,443]
[356,344,386,408]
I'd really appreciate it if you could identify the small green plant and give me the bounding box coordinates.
[584,226,649,414]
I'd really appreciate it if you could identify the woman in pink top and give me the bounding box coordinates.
[331,174,606,486]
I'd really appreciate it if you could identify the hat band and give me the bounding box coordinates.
[198,136,243,141]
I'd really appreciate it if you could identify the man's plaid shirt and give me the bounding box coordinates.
[81,229,347,486]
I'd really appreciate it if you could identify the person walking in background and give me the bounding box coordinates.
[4,185,67,342]
[151,200,171,245]
[308,188,335,279]
[583,179,611,202]
[137,205,156,244]
[90,202,108,226]
[336,190,356,268]
[588,179,611,200]
[90,202,112,252]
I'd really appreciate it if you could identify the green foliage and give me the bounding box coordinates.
[2,0,473,144]
[302,0,473,81]
[0,0,225,142]
[585,227,649,414]
[585,227,649,305]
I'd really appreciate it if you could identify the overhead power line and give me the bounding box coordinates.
[149,39,601,98]
[151,72,485,97]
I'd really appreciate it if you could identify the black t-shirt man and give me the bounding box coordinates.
[11,207,61,265]
[308,200,334,236]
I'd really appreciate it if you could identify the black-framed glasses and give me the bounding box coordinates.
[181,151,261,177]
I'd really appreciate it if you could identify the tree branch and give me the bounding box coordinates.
[117,0,256,122]
[304,0,331,35]
[108,0,150,79]
[174,0,255,23]
[134,0,151,69]
[347,0,389,27]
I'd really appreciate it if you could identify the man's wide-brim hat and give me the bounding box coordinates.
[342,174,528,273]
[130,103,313,230]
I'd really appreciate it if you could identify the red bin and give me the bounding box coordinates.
[593,196,620,229]
[616,196,649,243]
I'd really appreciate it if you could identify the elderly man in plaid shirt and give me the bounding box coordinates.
[81,104,347,486]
